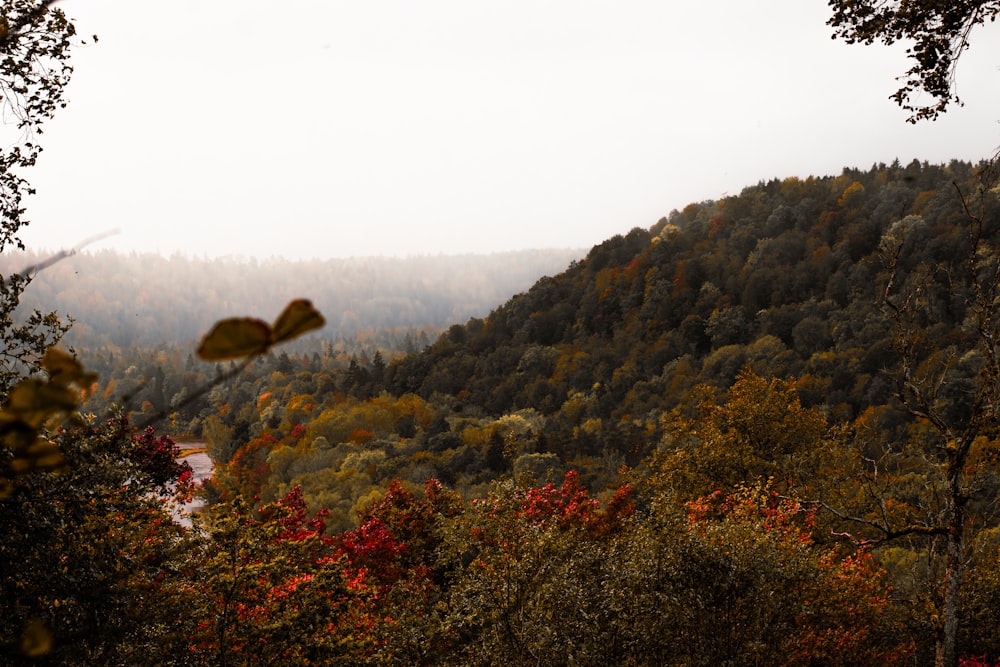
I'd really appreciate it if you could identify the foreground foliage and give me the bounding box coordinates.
[0,417,191,664]
[4,465,917,665]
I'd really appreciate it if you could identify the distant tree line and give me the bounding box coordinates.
[0,249,582,350]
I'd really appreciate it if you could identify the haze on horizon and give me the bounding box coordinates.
[13,0,1000,261]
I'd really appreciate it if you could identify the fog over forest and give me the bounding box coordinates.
[0,247,584,351]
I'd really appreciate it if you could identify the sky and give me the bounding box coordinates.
[11,0,1000,260]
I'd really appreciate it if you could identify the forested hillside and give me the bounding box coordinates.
[207,159,992,512]
[386,158,967,421]
[152,158,1000,664]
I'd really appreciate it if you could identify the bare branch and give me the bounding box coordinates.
[805,498,949,544]
[8,228,119,282]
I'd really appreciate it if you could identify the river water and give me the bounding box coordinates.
[176,443,214,525]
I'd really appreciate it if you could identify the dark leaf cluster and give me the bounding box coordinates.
[828,0,1000,121]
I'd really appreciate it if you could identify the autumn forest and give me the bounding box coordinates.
[4,1,1000,666]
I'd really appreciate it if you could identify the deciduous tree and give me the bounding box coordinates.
[815,174,1000,666]
[0,0,78,395]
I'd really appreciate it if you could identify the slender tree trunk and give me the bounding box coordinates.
[936,470,965,667]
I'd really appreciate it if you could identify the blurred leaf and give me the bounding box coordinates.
[197,318,271,361]
[4,379,78,429]
[271,299,325,344]
[0,352,85,493]
[197,301,325,361]
[41,348,97,387]
[8,437,65,474]
[0,414,40,451]
[19,618,52,657]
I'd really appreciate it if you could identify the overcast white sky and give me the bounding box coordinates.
[12,0,1000,259]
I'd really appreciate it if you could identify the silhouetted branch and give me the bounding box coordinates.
[0,0,61,49]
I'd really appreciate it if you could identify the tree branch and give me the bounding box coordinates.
[804,499,949,545]
[0,0,62,50]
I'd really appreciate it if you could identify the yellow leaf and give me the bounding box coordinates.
[271,299,326,344]
[197,318,272,361]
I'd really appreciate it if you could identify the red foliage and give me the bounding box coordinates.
[223,433,279,499]
[685,486,816,538]
[185,486,380,663]
[707,214,726,238]
[336,517,411,586]
[685,485,911,665]
[260,485,334,547]
[353,479,465,585]
[960,657,1000,667]
[131,425,193,492]
[348,428,374,444]
[510,471,634,534]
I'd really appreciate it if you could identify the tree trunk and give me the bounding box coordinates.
[936,472,965,667]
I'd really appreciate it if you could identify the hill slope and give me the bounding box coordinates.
[386,159,983,425]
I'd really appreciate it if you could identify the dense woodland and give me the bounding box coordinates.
[147,160,999,511]
[6,0,1000,664]
[9,159,1000,664]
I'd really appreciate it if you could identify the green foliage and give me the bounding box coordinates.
[961,529,1000,659]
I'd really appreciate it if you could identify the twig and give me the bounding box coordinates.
[15,228,120,278]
